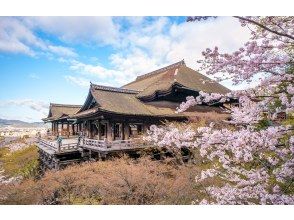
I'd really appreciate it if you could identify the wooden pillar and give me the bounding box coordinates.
[51,123,54,134]
[123,123,130,140]
[98,122,101,140]
[55,123,58,135]
[87,121,91,138]
[67,122,70,137]
[121,123,124,140]
[107,122,113,142]
[61,123,64,135]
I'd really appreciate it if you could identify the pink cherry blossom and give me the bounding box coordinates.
[147,16,294,205]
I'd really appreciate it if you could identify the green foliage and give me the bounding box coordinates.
[0,145,39,179]
[255,119,272,131]
[282,114,294,126]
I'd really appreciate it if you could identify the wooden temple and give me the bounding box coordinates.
[43,103,82,137]
[39,60,231,169]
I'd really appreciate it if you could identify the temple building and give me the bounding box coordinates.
[43,103,82,136]
[43,60,230,142]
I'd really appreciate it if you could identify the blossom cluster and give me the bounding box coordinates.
[146,17,294,204]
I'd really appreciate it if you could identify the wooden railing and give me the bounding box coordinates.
[82,138,108,149]
[38,137,146,153]
[38,138,79,153]
[81,138,144,151]
[61,142,79,151]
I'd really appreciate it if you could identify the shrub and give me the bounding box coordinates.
[0,156,208,205]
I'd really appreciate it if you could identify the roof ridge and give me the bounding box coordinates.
[50,103,82,107]
[90,83,140,94]
[136,60,185,81]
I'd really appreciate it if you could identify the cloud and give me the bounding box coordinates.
[28,73,40,79]
[64,75,90,88]
[1,16,253,90]
[25,17,120,46]
[67,17,251,89]
[0,99,48,115]
[0,17,77,57]
[117,17,251,89]
[116,17,250,70]
[47,45,77,57]
[69,60,132,85]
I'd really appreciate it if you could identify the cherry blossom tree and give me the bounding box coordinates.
[146,16,294,204]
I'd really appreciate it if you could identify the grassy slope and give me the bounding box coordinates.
[0,145,39,179]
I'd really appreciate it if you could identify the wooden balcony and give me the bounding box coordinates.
[81,138,147,152]
[37,137,148,155]
[37,138,79,155]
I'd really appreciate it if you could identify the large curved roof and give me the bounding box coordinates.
[122,60,230,100]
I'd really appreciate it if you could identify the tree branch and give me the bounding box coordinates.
[234,16,294,41]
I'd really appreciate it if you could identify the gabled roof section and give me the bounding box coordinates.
[122,60,230,100]
[43,103,82,122]
[87,83,154,116]
[73,83,199,118]
[77,83,140,113]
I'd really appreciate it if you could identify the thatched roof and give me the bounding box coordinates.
[72,83,224,119]
[123,60,230,100]
[48,61,230,120]
[43,103,82,122]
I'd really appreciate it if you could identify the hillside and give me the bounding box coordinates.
[0,118,45,128]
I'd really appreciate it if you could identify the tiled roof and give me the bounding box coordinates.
[43,103,82,121]
[71,83,225,119]
[122,60,230,99]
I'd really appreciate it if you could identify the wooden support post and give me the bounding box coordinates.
[124,123,130,140]
[54,123,57,135]
[67,122,70,137]
[98,122,101,140]
[88,121,91,138]
[72,124,75,135]
[57,141,61,152]
[107,122,113,142]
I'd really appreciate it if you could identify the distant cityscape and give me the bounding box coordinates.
[0,118,48,138]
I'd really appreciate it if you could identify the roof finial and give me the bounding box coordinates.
[181,59,186,66]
